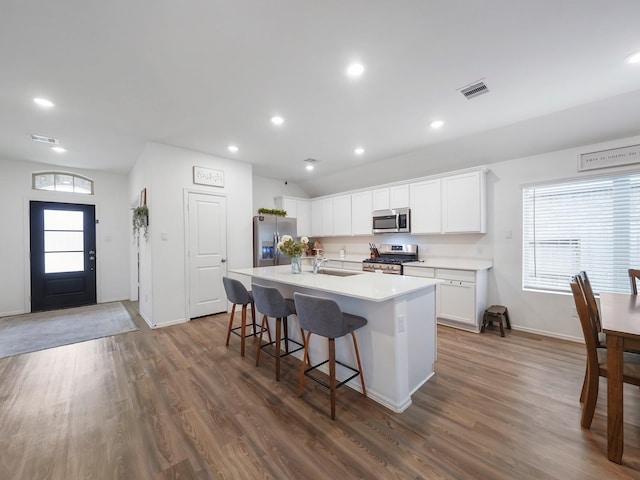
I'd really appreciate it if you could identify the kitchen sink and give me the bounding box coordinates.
[316,269,362,277]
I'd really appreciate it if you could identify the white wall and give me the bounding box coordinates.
[131,142,254,328]
[487,135,640,341]
[318,134,640,341]
[252,175,309,214]
[129,152,153,323]
[0,156,130,317]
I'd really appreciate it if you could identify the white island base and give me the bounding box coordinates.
[231,266,439,413]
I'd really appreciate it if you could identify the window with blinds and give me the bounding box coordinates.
[523,172,640,294]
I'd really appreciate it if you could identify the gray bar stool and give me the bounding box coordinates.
[293,292,367,420]
[253,284,305,381]
[222,277,271,356]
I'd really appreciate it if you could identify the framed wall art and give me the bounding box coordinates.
[193,166,225,187]
[578,144,640,172]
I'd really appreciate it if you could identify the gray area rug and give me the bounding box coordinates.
[0,302,138,359]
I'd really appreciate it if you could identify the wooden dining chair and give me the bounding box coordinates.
[576,272,605,402]
[570,276,640,429]
[629,269,640,295]
[577,272,603,344]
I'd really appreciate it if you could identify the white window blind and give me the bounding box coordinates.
[523,172,640,294]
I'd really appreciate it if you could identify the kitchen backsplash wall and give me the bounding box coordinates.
[319,233,492,260]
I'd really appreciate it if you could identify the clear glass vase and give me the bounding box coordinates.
[290,254,302,274]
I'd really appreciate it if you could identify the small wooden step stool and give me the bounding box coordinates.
[481,305,511,337]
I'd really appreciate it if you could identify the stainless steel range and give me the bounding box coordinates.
[362,244,418,275]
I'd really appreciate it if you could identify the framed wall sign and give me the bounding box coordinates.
[193,166,225,187]
[578,144,640,172]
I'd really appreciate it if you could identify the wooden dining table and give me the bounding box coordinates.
[600,292,640,463]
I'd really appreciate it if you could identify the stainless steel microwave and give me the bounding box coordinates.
[372,208,411,234]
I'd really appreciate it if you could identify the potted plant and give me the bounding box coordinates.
[132,205,149,240]
[257,207,287,217]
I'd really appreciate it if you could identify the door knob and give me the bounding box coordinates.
[89,250,95,254]
[89,256,95,260]
[221,258,227,263]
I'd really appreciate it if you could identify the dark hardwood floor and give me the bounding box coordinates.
[1,301,639,479]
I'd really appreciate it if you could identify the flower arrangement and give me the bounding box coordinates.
[278,235,309,257]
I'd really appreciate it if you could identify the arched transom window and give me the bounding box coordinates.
[32,172,94,194]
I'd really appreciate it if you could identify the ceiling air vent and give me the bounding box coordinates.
[460,81,489,100]
[30,134,60,145]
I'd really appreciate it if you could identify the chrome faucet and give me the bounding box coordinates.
[312,256,329,274]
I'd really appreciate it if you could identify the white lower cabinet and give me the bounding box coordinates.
[404,266,488,332]
[437,281,476,326]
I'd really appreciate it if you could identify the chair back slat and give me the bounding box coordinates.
[629,268,640,295]
[576,271,603,346]
[570,276,600,373]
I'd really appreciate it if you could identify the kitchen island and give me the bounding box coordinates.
[230,265,440,412]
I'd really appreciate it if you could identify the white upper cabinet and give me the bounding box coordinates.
[390,184,410,208]
[351,190,373,235]
[311,199,323,237]
[332,195,352,236]
[371,188,389,211]
[275,196,312,237]
[296,199,311,236]
[442,170,486,233]
[278,196,297,218]
[410,179,442,234]
[286,167,486,238]
[322,197,334,236]
[372,185,409,210]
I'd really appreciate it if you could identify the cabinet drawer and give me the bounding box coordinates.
[403,266,435,278]
[435,268,476,282]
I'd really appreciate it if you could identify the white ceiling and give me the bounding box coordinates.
[2,1,640,197]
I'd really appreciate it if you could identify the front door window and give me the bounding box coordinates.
[44,210,84,273]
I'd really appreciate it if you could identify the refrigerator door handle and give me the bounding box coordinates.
[274,233,279,263]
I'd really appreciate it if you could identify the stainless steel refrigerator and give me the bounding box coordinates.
[253,215,297,267]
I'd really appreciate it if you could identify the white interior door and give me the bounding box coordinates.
[188,192,227,318]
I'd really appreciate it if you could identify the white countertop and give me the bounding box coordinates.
[230,265,440,302]
[318,253,493,271]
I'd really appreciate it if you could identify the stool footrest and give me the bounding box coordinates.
[230,325,265,339]
[259,338,304,358]
[303,359,361,390]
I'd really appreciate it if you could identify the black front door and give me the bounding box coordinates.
[30,201,97,312]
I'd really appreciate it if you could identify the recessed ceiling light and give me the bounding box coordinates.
[346,63,365,77]
[304,158,318,171]
[227,145,239,153]
[430,120,444,129]
[34,97,54,108]
[626,50,640,64]
[271,116,284,126]
[51,146,66,153]
[354,147,365,155]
